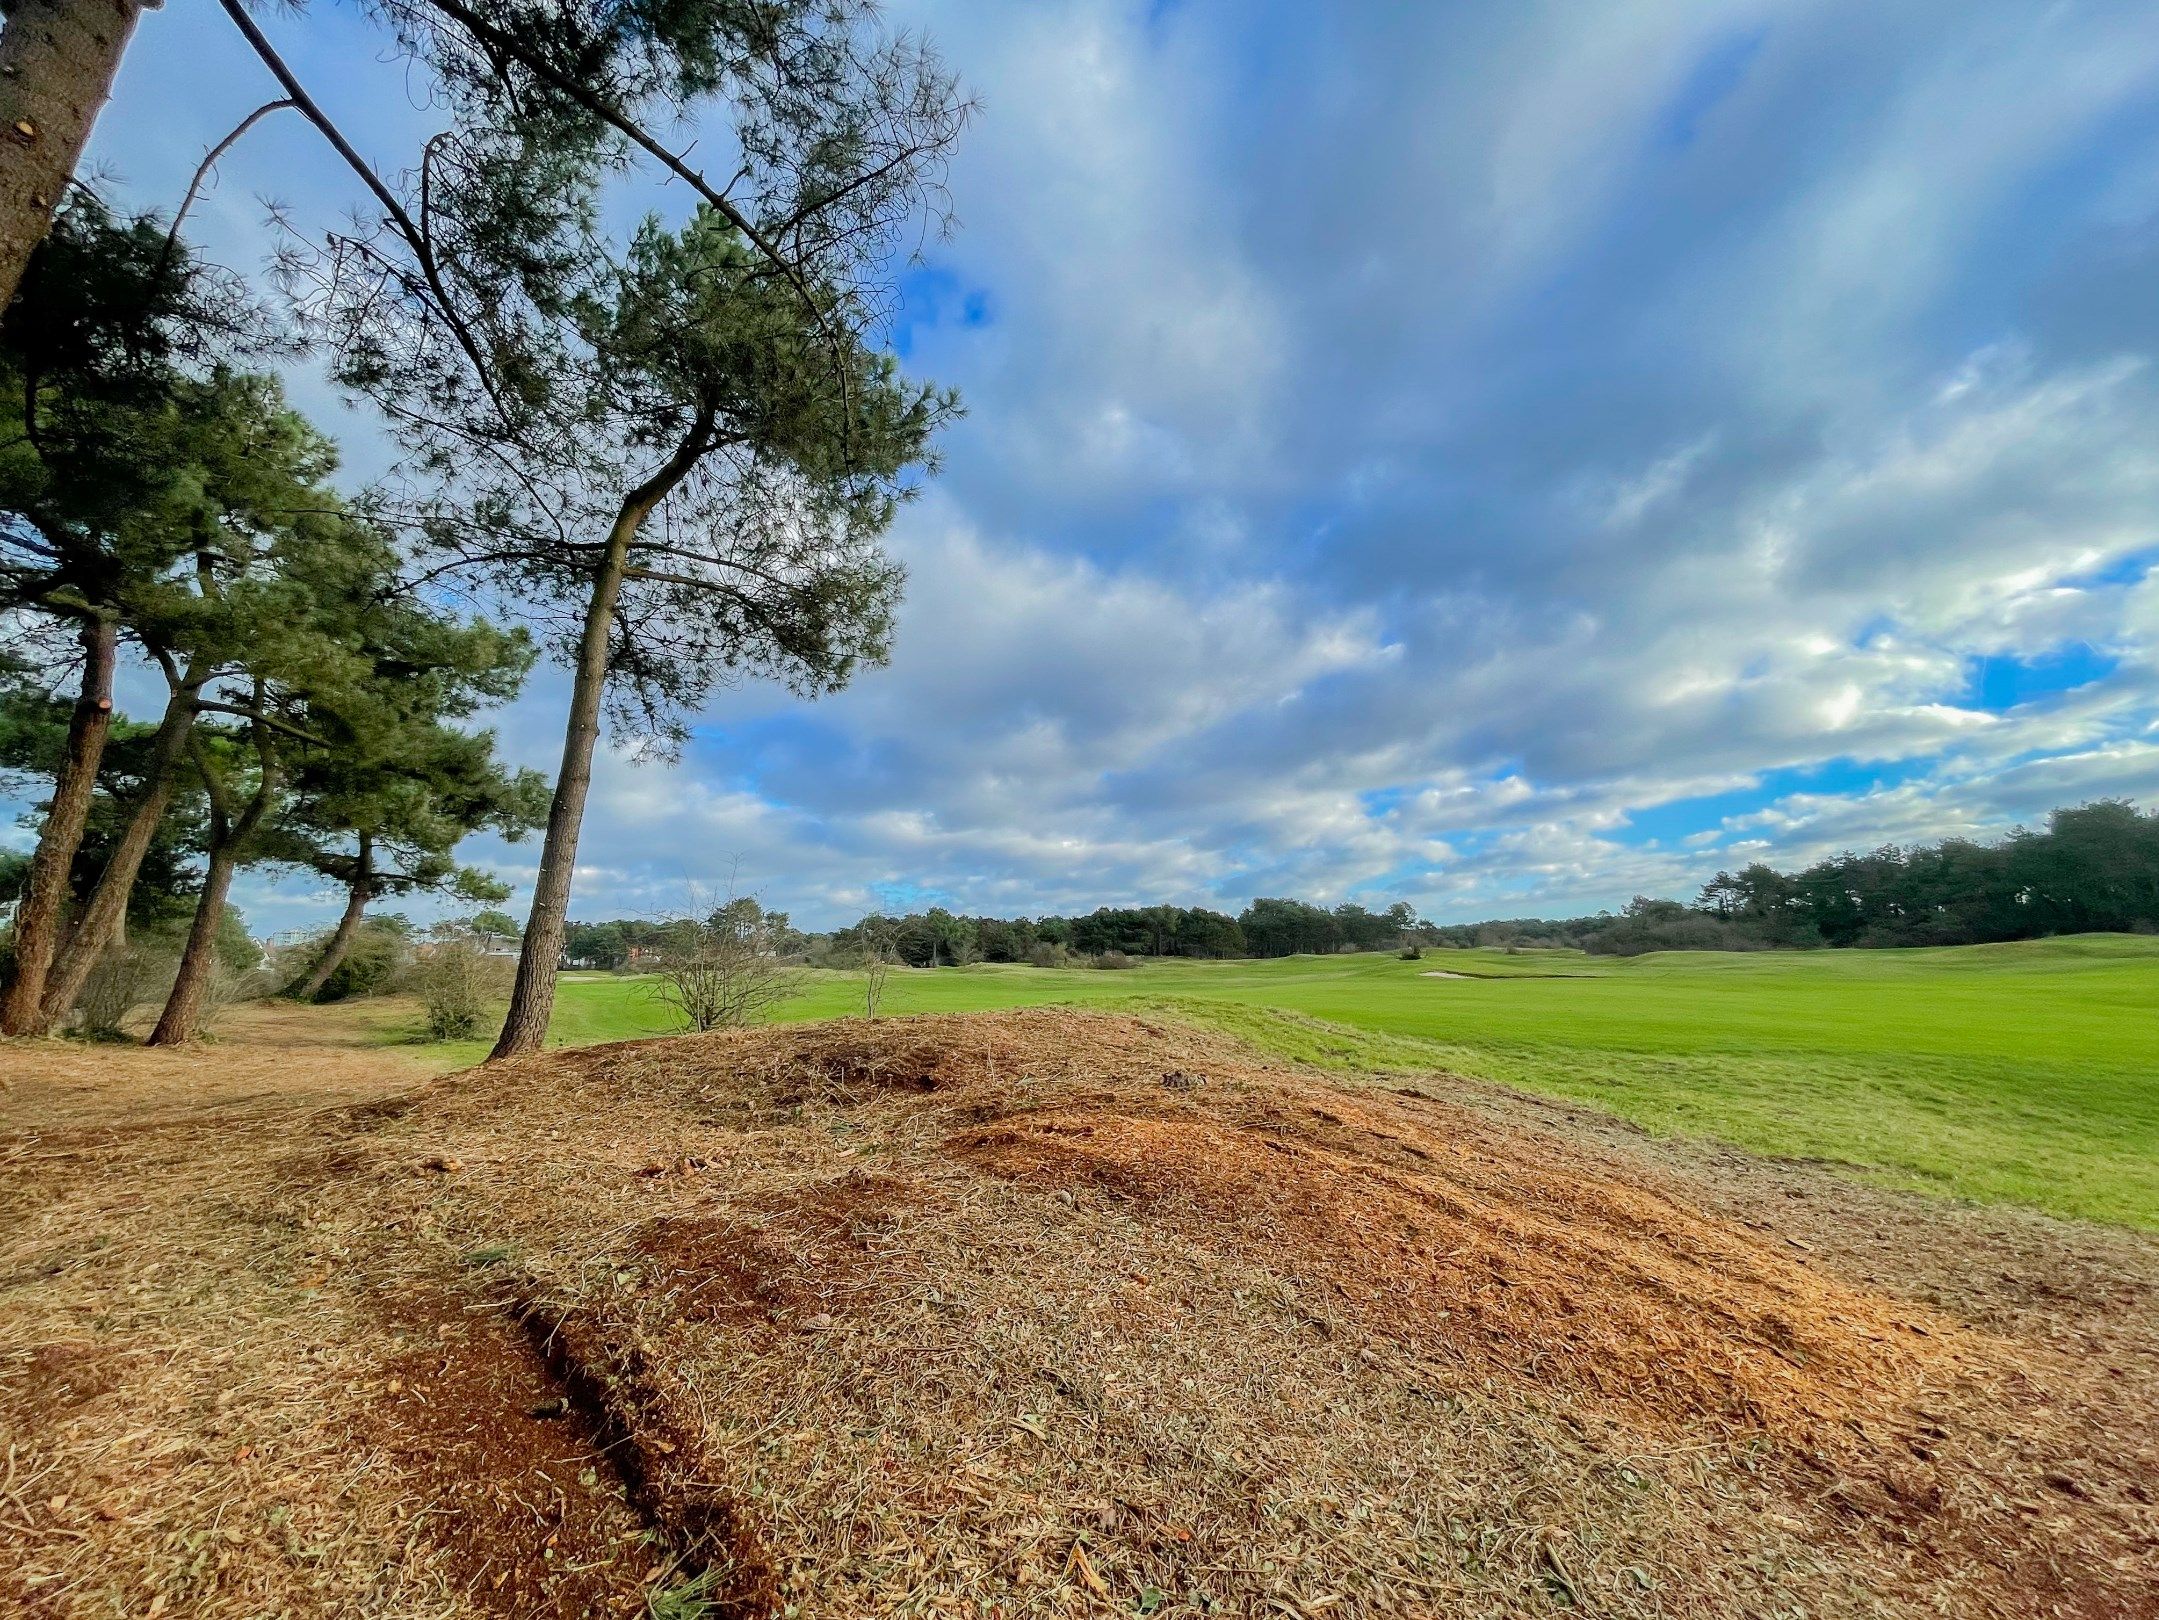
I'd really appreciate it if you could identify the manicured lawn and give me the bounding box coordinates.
[413,936,2159,1227]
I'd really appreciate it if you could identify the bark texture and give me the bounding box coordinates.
[0,0,147,312]
[145,842,236,1045]
[146,725,275,1047]
[0,616,115,1033]
[491,411,717,1059]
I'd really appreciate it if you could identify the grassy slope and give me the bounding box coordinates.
[422,936,2159,1226]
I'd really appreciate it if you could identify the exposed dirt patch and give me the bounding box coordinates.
[364,1294,665,1617]
[635,1171,929,1331]
[513,1295,780,1619]
[0,1339,123,1421]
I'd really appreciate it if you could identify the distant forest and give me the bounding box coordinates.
[1463,798,2159,956]
[561,800,2159,967]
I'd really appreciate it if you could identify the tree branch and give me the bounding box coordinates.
[410,0,868,456]
[163,98,296,265]
[193,699,329,747]
[216,0,524,443]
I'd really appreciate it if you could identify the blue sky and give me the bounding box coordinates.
[51,0,2159,931]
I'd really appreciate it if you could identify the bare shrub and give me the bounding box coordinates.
[648,895,803,1033]
[196,955,271,1037]
[411,938,513,1041]
[1025,941,1069,969]
[76,944,177,1039]
[856,915,895,1017]
[1090,950,1138,970]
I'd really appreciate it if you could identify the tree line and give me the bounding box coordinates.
[0,1,966,1049]
[1420,801,2159,956]
[554,802,2159,976]
[563,897,1427,970]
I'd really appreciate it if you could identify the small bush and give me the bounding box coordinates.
[1399,943,1423,960]
[316,922,409,1002]
[1025,941,1070,969]
[1090,950,1138,970]
[410,939,512,1041]
[648,927,800,1032]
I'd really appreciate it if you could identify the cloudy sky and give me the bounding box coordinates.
[64,0,2159,932]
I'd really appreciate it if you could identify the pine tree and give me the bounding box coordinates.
[0,198,269,1032]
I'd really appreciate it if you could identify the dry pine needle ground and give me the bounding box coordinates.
[2,1004,2154,1618]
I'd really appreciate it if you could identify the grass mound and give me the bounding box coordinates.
[367,1010,2145,1617]
[504,1010,1965,1441]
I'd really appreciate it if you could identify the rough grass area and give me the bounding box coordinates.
[7,1006,2153,1618]
[409,936,2159,1226]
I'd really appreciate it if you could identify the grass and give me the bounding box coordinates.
[401,935,2159,1228]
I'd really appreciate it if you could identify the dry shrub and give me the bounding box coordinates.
[1025,941,1070,968]
[1090,948,1138,969]
[314,922,410,1002]
[840,914,896,1017]
[649,930,801,1032]
[410,939,512,1040]
[75,942,176,1038]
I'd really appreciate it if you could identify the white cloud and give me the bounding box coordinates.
[62,0,2159,932]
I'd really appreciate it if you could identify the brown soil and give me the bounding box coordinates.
[3,1005,2154,1618]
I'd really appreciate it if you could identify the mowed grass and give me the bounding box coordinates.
[418,936,2159,1227]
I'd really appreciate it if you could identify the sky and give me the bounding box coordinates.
[49,0,2159,933]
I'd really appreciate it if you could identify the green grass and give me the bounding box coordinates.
[405,936,2159,1228]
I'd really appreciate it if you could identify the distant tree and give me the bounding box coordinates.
[894,906,973,967]
[563,921,629,971]
[1177,908,1247,958]
[2013,800,2159,934]
[468,910,521,946]
[972,915,1038,963]
[1239,897,1338,958]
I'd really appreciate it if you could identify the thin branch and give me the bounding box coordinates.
[163,98,296,264]
[216,0,524,443]
[193,699,329,747]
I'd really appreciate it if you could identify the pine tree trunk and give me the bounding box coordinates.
[287,843,370,1002]
[145,842,236,1046]
[1,615,115,1034]
[36,673,198,1031]
[146,728,274,1047]
[0,0,148,313]
[490,412,713,1061]
[488,521,633,1059]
